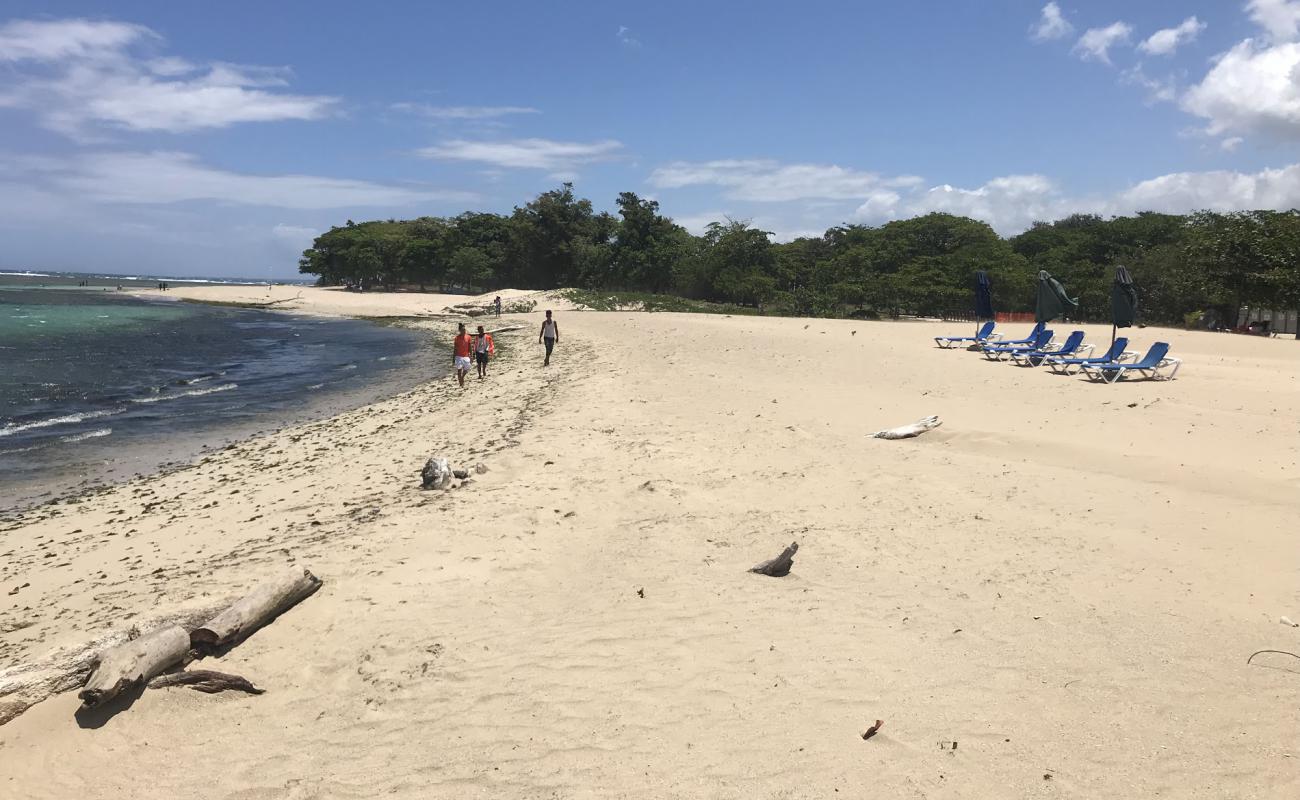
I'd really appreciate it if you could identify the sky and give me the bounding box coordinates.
[4,1,1300,278]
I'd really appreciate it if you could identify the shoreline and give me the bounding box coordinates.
[0,299,441,516]
[2,288,1298,798]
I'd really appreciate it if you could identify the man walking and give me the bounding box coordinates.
[494,296,502,317]
[453,323,473,388]
[539,310,559,366]
[474,324,494,380]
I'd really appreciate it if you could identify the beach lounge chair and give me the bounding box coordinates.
[1080,342,1181,383]
[989,322,1045,348]
[934,321,999,349]
[982,329,1053,361]
[1010,330,1091,367]
[1044,337,1131,375]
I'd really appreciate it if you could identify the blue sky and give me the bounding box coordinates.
[4,1,1300,278]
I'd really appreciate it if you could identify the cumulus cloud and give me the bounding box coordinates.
[1122,64,1178,103]
[1030,3,1073,42]
[648,159,921,202]
[1246,0,1300,43]
[391,103,540,120]
[417,138,624,170]
[1073,22,1133,65]
[12,151,471,209]
[0,17,335,136]
[1138,16,1206,56]
[617,25,642,48]
[1181,39,1300,137]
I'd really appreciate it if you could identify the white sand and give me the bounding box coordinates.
[2,295,1298,798]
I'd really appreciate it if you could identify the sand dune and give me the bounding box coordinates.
[2,299,1298,798]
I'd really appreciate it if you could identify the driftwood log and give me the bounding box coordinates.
[871,415,943,440]
[0,602,228,726]
[77,625,190,709]
[750,542,799,577]
[422,457,452,490]
[190,567,322,654]
[148,669,264,695]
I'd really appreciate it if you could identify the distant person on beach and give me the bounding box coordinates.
[453,323,473,388]
[494,296,502,316]
[539,310,559,366]
[474,324,494,379]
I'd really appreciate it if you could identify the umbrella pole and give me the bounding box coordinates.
[1111,323,1116,348]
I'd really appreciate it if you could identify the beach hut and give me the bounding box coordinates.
[1035,270,1077,324]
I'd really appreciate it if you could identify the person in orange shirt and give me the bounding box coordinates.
[452,323,473,387]
[473,324,494,380]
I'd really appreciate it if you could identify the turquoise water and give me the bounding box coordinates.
[0,275,427,509]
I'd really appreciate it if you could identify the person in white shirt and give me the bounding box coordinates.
[538,310,559,366]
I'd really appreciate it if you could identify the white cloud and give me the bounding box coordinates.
[1138,16,1206,56]
[16,151,472,209]
[1221,136,1245,151]
[417,138,624,170]
[1115,163,1300,212]
[1122,64,1178,103]
[1181,39,1300,137]
[391,103,540,120]
[1073,22,1133,65]
[648,159,920,202]
[670,211,731,235]
[271,223,320,245]
[0,17,336,136]
[1030,3,1073,42]
[617,25,642,48]
[1246,0,1300,43]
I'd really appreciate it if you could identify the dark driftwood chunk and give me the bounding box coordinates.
[749,542,798,577]
[149,669,265,695]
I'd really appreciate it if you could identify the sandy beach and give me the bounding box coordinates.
[2,289,1299,799]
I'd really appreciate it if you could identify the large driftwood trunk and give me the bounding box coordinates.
[78,625,190,709]
[190,567,322,654]
[0,602,228,726]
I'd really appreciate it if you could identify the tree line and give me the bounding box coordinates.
[299,183,1300,326]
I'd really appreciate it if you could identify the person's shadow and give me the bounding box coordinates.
[73,683,147,729]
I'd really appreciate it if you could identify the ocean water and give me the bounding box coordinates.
[0,277,428,509]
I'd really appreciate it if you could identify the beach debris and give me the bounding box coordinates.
[871,415,942,440]
[1280,616,1298,627]
[1247,649,1300,666]
[862,719,884,740]
[474,463,488,474]
[421,457,452,490]
[938,740,958,750]
[637,588,645,598]
[149,669,264,696]
[750,542,799,577]
[452,469,470,480]
[191,567,323,655]
[78,624,190,709]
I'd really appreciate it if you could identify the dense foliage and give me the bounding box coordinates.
[299,184,1300,324]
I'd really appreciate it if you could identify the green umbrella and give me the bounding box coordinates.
[1111,265,1138,328]
[1035,270,1077,324]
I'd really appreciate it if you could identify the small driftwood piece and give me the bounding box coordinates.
[191,567,322,654]
[871,415,942,440]
[750,542,799,577]
[422,457,452,490]
[78,625,190,709]
[149,669,264,695]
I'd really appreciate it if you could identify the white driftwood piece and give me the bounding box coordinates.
[78,624,190,709]
[421,457,452,490]
[871,415,943,440]
[191,567,322,653]
[0,602,229,726]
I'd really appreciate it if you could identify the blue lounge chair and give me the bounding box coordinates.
[1081,342,1181,383]
[1010,330,1092,367]
[982,329,1053,361]
[935,321,999,349]
[990,322,1045,348]
[1044,337,1131,375]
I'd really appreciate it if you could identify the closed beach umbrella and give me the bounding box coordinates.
[1111,265,1138,328]
[1035,269,1077,323]
[974,271,994,320]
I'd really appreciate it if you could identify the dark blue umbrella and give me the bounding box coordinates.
[974,270,994,336]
